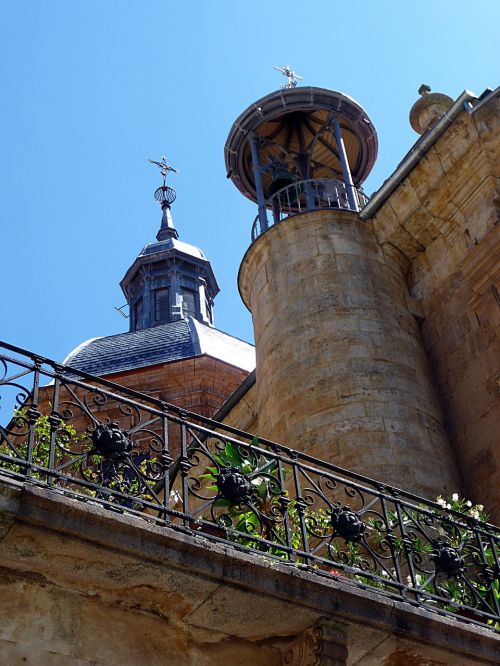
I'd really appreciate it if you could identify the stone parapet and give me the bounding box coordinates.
[0,479,497,665]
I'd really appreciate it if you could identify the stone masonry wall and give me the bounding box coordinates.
[371,95,499,522]
[215,381,258,435]
[239,209,461,499]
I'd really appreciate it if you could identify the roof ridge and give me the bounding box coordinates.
[62,336,102,365]
[187,317,202,355]
[190,317,254,348]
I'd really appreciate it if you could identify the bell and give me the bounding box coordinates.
[267,162,297,198]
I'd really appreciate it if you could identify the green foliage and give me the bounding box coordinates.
[0,409,158,504]
[199,451,500,625]
[0,408,84,477]
[200,439,289,555]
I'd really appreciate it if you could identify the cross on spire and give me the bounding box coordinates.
[148,156,178,185]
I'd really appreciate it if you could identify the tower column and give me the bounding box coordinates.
[239,210,461,499]
[249,132,269,231]
[333,118,359,212]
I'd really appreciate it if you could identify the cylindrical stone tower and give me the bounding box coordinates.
[225,85,461,499]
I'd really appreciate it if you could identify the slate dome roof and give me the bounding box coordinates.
[63,317,255,377]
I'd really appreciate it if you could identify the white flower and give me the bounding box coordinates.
[437,497,447,508]
[446,503,451,509]
[452,493,459,502]
[466,500,472,507]
[381,570,389,578]
[477,504,484,512]
[406,574,422,588]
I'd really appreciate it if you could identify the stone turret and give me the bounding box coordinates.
[226,85,461,499]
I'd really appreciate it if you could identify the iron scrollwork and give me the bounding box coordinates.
[0,340,499,632]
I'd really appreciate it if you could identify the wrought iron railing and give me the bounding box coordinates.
[0,340,499,631]
[251,178,370,242]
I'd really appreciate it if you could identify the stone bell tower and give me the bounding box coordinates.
[225,79,461,499]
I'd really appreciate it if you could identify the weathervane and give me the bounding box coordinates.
[274,64,303,89]
[148,156,178,186]
[148,156,177,211]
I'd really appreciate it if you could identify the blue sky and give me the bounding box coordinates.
[1,0,499,362]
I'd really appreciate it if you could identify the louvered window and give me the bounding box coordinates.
[182,289,197,318]
[155,288,170,324]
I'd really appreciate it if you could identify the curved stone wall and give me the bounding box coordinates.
[239,210,461,499]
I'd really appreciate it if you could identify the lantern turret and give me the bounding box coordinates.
[224,84,378,240]
[120,159,219,331]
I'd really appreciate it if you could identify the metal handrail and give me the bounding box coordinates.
[251,178,370,242]
[0,340,499,631]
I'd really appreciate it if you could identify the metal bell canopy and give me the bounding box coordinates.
[224,85,378,240]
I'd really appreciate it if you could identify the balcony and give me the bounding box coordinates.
[0,339,498,641]
[251,178,370,242]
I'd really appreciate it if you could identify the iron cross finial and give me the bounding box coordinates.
[148,156,178,185]
[274,64,303,89]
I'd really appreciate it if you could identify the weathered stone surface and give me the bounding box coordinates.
[371,95,500,521]
[239,209,460,499]
[0,481,497,665]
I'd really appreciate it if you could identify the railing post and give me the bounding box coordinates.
[333,119,359,212]
[276,454,294,560]
[304,180,315,210]
[290,452,310,564]
[25,359,41,479]
[179,421,191,528]
[162,410,172,523]
[47,373,61,486]
[248,132,269,231]
[271,194,281,224]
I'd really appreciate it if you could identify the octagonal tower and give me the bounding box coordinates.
[121,174,219,330]
[226,85,461,499]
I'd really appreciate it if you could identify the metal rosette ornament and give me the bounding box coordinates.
[154,184,176,208]
[432,543,465,578]
[331,505,366,543]
[216,466,254,505]
[91,422,133,461]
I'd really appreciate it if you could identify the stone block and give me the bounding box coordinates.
[0,576,80,657]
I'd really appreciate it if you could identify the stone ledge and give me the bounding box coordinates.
[0,477,497,663]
